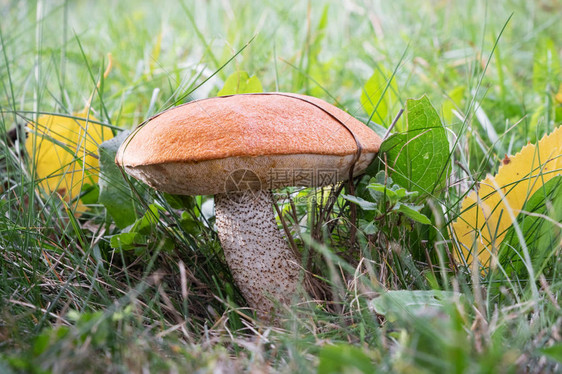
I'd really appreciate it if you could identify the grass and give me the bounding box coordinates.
[1,0,561,373]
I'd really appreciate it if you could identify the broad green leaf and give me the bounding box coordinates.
[180,211,201,236]
[394,203,431,224]
[109,204,162,251]
[384,95,450,195]
[32,333,51,356]
[110,232,146,251]
[367,183,398,199]
[98,131,138,228]
[130,204,161,235]
[217,71,263,96]
[162,192,195,210]
[367,182,419,201]
[360,66,399,127]
[540,343,562,364]
[370,290,462,322]
[317,344,375,374]
[358,219,378,235]
[341,194,378,211]
[378,133,405,154]
[79,183,99,204]
[498,175,561,275]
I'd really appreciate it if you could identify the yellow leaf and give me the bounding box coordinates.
[452,126,562,267]
[26,110,113,212]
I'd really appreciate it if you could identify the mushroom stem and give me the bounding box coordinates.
[214,190,303,320]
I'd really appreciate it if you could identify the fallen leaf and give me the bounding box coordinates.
[452,126,562,267]
[26,109,113,212]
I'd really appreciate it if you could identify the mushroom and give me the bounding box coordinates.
[116,93,382,320]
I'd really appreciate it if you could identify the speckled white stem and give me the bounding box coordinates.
[214,190,302,320]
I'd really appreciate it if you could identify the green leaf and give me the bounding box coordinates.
[79,183,99,205]
[370,290,462,322]
[130,204,161,235]
[341,194,378,211]
[358,219,379,235]
[360,65,399,127]
[109,203,162,251]
[110,231,146,251]
[540,343,562,364]
[163,192,195,210]
[98,131,138,228]
[384,95,450,195]
[180,211,201,236]
[218,71,263,96]
[393,202,431,224]
[498,175,561,276]
[32,333,51,356]
[317,344,375,374]
[367,180,419,203]
[367,183,398,199]
[379,132,405,154]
